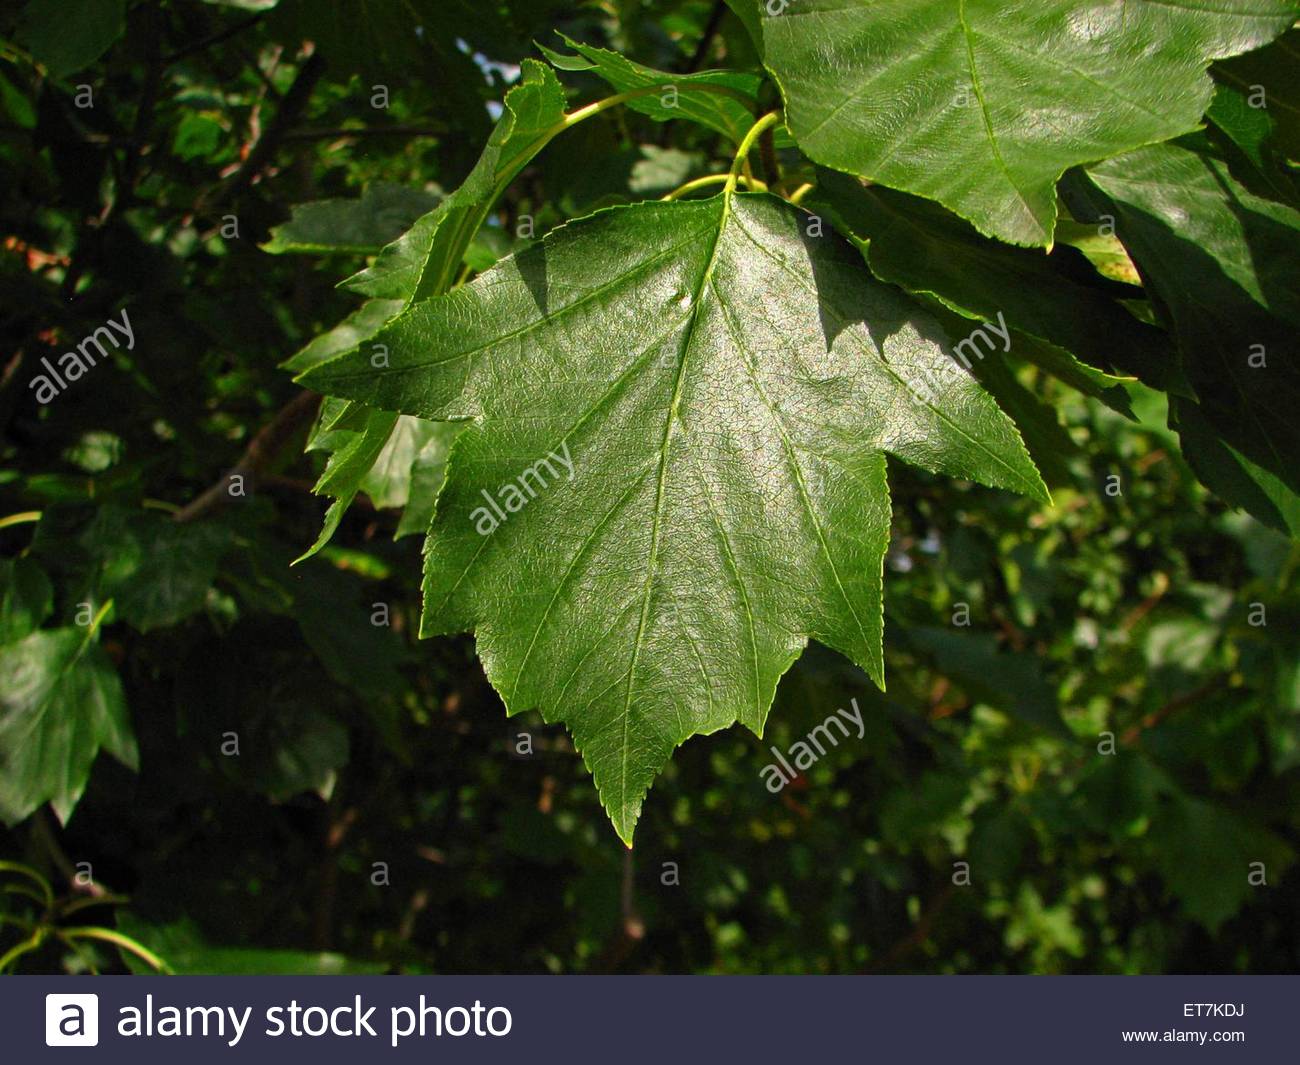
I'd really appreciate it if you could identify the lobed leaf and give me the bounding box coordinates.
[758,0,1298,245]
[0,627,137,826]
[300,190,1045,841]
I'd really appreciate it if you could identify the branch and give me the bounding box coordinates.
[685,1,727,73]
[120,3,164,198]
[194,50,326,216]
[865,883,956,973]
[32,809,109,899]
[1119,674,1227,747]
[163,12,266,66]
[283,124,447,141]
[174,390,321,523]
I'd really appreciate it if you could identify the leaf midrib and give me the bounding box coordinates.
[618,193,732,824]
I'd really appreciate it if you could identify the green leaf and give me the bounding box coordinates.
[0,67,37,129]
[394,422,461,539]
[300,191,1045,841]
[539,34,761,142]
[723,0,763,53]
[344,59,567,303]
[30,507,231,634]
[0,558,53,643]
[177,627,353,799]
[1171,396,1300,536]
[812,170,1155,405]
[16,0,126,78]
[758,0,1298,246]
[262,183,440,256]
[1148,792,1293,931]
[360,415,450,511]
[290,310,458,549]
[629,146,704,196]
[1209,83,1280,176]
[0,625,137,826]
[1053,219,1142,286]
[105,523,231,634]
[902,625,1070,738]
[297,407,399,562]
[300,402,458,545]
[291,561,409,699]
[282,299,404,373]
[961,339,1081,487]
[1214,27,1300,161]
[1206,83,1299,204]
[1072,142,1300,493]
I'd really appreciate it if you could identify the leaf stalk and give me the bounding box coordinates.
[726,112,783,197]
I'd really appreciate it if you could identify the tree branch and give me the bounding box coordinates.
[163,12,266,66]
[865,883,956,973]
[194,50,326,216]
[174,390,321,523]
[685,1,727,73]
[1120,674,1227,747]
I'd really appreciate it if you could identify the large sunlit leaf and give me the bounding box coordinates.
[758,0,1298,245]
[300,190,1045,841]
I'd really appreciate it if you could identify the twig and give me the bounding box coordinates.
[312,792,356,950]
[120,4,164,198]
[194,50,325,216]
[174,390,321,522]
[757,125,780,186]
[865,883,956,973]
[1119,674,1227,747]
[592,847,644,972]
[1119,571,1170,633]
[685,1,727,73]
[31,810,108,898]
[163,12,266,66]
[284,124,447,141]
